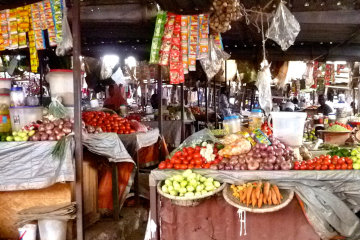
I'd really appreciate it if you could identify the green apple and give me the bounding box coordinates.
[173,175,184,182]
[173,181,181,191]
[195,192,201,197]
[184,192,194,197]
[196,185,204,192]
[213,181,221,188]
[179,187,187,194]
[21,136,29,141]
[6,136,14,142]
[12,131,18,136]
[180,180,188,188]
[189,179,198,187]
[162,185,169,193]
[205,185,214,191]
[353,163,360,170]
[201,190,208,195]
[165,179,172,186]
[182,169,192,177]
[169,190,178,196]
[186,186,195,192]
[167,185,174,192]
[14,136,22,142]
[28,130,36,137]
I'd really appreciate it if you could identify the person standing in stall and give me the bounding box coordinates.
[219,87,232,118]
[103,83,127,111]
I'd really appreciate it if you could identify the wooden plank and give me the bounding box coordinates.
[112,163,120,220]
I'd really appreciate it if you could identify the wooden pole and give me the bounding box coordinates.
[213,77,217,128]
[157,65,163,135]
[205,81,208,125]
[180,83,185,141]
[72,0,84,239]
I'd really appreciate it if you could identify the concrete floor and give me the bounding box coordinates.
[85,206,148,240]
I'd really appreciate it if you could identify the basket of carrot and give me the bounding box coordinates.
[223,181,294,213]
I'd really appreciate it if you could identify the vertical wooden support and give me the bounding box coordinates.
[158,66,163,135]
[205,81,208,125]
[111,163,120,220]
[213,77,217,128]
[149,174,159,240]
[72,0,84,238]
[180,83,185,141]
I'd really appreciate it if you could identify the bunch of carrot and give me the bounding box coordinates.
[231,181,283,208]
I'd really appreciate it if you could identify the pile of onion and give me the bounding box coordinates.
[216,137,294,171]
[30,118,75,141]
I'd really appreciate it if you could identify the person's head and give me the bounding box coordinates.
[318,94,326,106]
[220,87,227,95]
[292,98,299,105]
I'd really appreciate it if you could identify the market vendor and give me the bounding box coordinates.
[317,94,332,116]
[104,84,127,111]
[219,87,232,117]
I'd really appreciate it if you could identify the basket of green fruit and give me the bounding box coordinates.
[157,169,225,207]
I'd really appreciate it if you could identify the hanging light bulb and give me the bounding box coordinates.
[304,1,310,7]
[321,1,325,6]
[337,1,341,5]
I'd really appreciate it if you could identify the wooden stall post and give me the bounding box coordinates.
[111,163,120,220]
[205,81,208,125]
[180,83,185,142]
[72,0,84,238]
[158,65,163,135]
[213,77,218,128]
[149,174,159,240]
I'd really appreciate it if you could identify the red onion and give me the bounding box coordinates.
[273,164,281,170]
[63,127,72,134]
[48,134,56,141]
[45,129,53,135]
[240,164,248,170]
[260,151,268,158]
[268,156,276,164]
[53,119,61,126]
[259,163,265,170]
[278,143,286,149]
[41,133,49,141]
[234,164,241,170]
[280,161,292,170]
[38,124,45,132]
[238,159,246,165]
[210,165,218,170]
[43,119,50,124]
[267,146,274,152]
[247,161,259,170]
[53,127,61,135]
[264,163,274,170]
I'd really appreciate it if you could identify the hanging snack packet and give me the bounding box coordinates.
[188,15,199,71]
[169,15,184,84]
[149,11,167,64]
[198,14,209,59]
[159,13,175,66]
[180,15,189,74]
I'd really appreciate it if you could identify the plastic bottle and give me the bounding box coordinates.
[249,109,264,131]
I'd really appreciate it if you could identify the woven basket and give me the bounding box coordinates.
[157,181,226,207]
[222,184,294,213]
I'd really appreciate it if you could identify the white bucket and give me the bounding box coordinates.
[269,112,307,147]
[9,106,43,131]
[18,224,37,240]
[38,219,67,240]
[0,78,12,94]
[46,70,75,106]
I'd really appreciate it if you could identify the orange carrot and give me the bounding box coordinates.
[246,186,253,207]
[263,195,267,205]
[255,182,262,199]
[251,190,257,208]
[271,188,278,205]
[264,182,270,200]
[258,193,263,208]
[268,190,272,205]
[240,189,246,202]
[272,185,282,203]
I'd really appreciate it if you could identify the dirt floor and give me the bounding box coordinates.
[85,205,148,240]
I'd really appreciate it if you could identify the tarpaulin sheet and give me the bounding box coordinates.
[118,128,159,157]
[146,121,182,147]
[150,169,360,240]
[0,141,74,191]
[0,133,135,192]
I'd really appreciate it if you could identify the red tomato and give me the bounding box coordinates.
[193,153,201,159]
[218,156,223,161]
[338,158,346,164]
[346,158,353,165]
[190,160,195,165]
[180,164,188,170]
[308,164,315,170]
[195,164,202,169]
[331,158,338,165]
[158,161,166,169]
[166,163,173,169]
[316,159,323,165]
[195,146,201,152]
[347,164,353,170]
[315,164,322,170]
[300,165,307,170]
[194,158,202,165]
[335,164,342,170]
[204,163,211,169]
[187,156,193,161]
[306,159,313,165]
[179,157,185,162]
[321,165,328,170]
[174,151,182,157]
[329,164,335,170]
[183,160,189,165]
[174,159,181,164]
[188,164,194,169]
[341,163,348,170]
[174,164,181,170]
[294,165,300,170]
[182,152,188,157]
[323,159,331,166]
[187,148,194,154]
[294,161,300,166]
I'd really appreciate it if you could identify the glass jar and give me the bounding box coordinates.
[10,87,25,107]
[249,109,264,132]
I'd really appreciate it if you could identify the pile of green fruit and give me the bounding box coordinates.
[161,169,221,197]
[0,130,36,142]
[303,129,317,142]
[350,147,360,170]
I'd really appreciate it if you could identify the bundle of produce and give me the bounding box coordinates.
[327,146,351,157]
[327,122,352,132]
[294,155,353,170]
[159,170,222,198]
[210,0,242,33]
[158,141,224,170]
[82,111,136,134]
[218,134,252,157]
[261,122,272,136]
[230,181,283,207]
[303,129,317,142]
[216,137,294,170]
[3,130,35,142]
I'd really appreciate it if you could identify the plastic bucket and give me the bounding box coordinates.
[9,106,43,131]
[0,78,12,94]
[268,112,307,147]
[18,224,37,240]
[46,70,74,106]
[38,219,67,240]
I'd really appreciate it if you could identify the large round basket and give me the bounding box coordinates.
[223,184,294,213]
[157,181,226,207]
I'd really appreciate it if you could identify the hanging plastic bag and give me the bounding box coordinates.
[200,36,230,80]
[256,60,273,116]
[56,0,73,56]
[266,1,300,51]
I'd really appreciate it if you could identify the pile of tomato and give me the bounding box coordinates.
[294,155,353,170]
[158,146,222,170]
[329,122,352,131]
[82,111,136,134]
